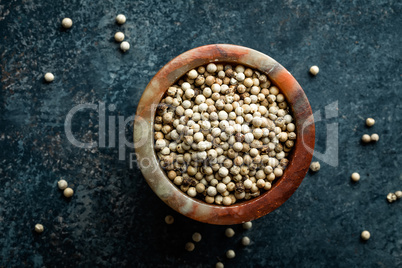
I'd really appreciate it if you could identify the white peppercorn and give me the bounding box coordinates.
[226,249,235,259]
[218,110,228,120]
[309,65,319,75]
[165,215,174,224]
[199,103,208,113]
[114,32,125,42]
[351,172,360,182]
[361,230,370,241]
[222,196,232,206]
[161,147,170,155]
[44,72,54,82]
[57,179,68,190]
[287,123,296,132]
[187,187,197,197]
[241,236,251,246]
[215,195,223,205]
[219,167,229,177]
[35,224,44,233]
[236,72,245,82]
[205,195,214,203]
[276,94,285,103]
[274,168,283,177]
[185,242,195,252]
[207,186,217,196]
[249,148,259,157]
[195,95,206,104]
[233,142,243,152]
[221,176,230,185]
[63,187,74,198]
[192,232,202,242]
[310,161,320,172]
[361,134,371,143]
[244,133,254,143]
[244,114,253,123]
[387,193,397,203]
[120,41,130,52]
[225,228,235,238]
[207,63,217,73]
[203,87,212,97]
[244,68,253,77]
[187,69,198,79]
[61,18,73,28]
[216,262,224,268]
[371,133,379,142]
[185,88,195,98]
[217,183,227,194]
[226,182,235,192]
[235,191,245,199]
[115,14,126,24]
[366,118,375,127]
[256,178,265,188]
[264,182,272,190]
[182,100,191,109]
[244,78,253,87]
[279,132,288,142]
[244,179,252,189]
[235,65,245,73]
[252,117,262,127]
[242,221,252,230]
[174,176,182,186]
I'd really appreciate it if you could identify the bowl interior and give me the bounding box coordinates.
[154,61,298,205]
[134,44,315,225]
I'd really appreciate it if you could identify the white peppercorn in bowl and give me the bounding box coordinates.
[134,44,315,225]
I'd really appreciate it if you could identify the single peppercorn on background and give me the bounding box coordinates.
[0,0,401,267]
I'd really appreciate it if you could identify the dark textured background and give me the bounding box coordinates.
[0,0,401,267]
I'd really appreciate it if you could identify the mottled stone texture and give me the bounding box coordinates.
[0,0,401,267]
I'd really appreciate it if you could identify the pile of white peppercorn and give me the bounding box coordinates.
[154,63,296,205]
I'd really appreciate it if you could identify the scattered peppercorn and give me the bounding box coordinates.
[361,230,370,241]
[165,215,174,224]
[61,18,73,29]
[57,179,68,190]
[395,191,402,199]
[63,187,74,198]
[120,41,130,52]
[185,242,195,252]
[241,236,251,246]
[242,221,252,230]
[350,172,360,182]
[361,134,371,143]
[192,232,202,242]
[226,249,235,259]
[225,228,235,238]
[309,65,319,75]
[310,161,320,172]
[115,14,126,25]
[370,133,379,142]
[365,118,375,127]
[44,72,54,82]
[216,262,224,268]
[387,193,397,203]
[114,32,125,42]
[34,224,44,233]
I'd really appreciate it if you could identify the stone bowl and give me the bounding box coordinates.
[134,44,315,225]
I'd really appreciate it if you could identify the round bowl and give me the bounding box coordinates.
[134,44,315,225]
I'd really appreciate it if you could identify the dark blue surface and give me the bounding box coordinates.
[0,0,401,267]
